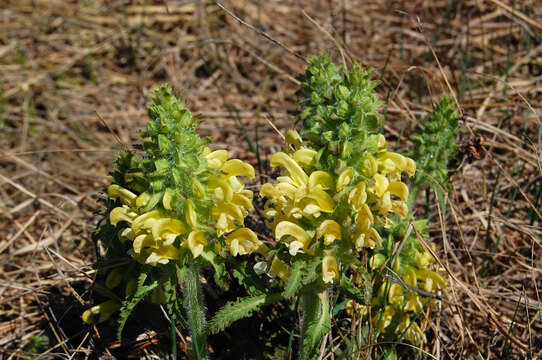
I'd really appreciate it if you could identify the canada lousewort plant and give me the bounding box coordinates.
[258,55,446,358]
[84,84,260,359]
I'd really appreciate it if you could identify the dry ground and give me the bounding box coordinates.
[0,0,541,359]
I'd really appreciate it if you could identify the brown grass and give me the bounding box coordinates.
[0,0,541,359]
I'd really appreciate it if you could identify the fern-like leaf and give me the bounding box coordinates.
[283,261,304,299]
[300,291,330,360]
[207,293,283,335]
[117,272,158,339]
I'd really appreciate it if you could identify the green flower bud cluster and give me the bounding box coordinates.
[409,96,459,191]
[298,54,383,169]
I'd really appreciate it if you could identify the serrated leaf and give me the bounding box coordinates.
[231,260,267,295]
[117,272,159,339]
[207,293,283,335]
[282,261,304,298]
[338,271,372,306]
[200,249,229,290]
[302,257,322,286]
[300,292,331,360]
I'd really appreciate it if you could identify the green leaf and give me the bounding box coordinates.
[207,293,283,335]
[200,249,229,290]
[338,271,372,306]
[117,272,158,339]
[302,257,323,286]
[300,291,330,360]
[231,259,267,295]
[282,261,304,298]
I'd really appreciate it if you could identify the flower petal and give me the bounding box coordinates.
[336,167,354,191]
[132,210,162,234]
[209,178,234,202]
[108,184,137,207]
[275,221,312,249]
[232,193,254,211]
[379,152,407,171]
[285,129,302,148]
[133,234,156,254]
[205,149,228,169]
[270,152,308,186]
[226,228,264,256]
[221,159,255,178]
[293,148,317,168]
[185,199,198,229]
[316,220,342,245]
[152,218,187,243]
[373,174,389,197]
[405,158,416,177]
[260,183,278,198]
[110,206,137,226]
[187,230,207,258]
[348,182,367,209]
[322,255,339,283]
[269,256,289,281]
[388,182,409,202]
[304,188,335,213]
[309,171,334,191]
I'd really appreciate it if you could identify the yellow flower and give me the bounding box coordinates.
[322,255,339,283]
[344,300,368,317]
[264,151,336,222]
[212,203,245,237]
[316,220,341,245]
[226,228,267,256]
[270,152,309,187]
[269,256,290,281]
[285,129,302,148]
[293,148,317,168]
[369,253,386,269]
[204,149,256,240]
[397,315,426,344]
[185,199,198,229]
[377,152,416,180]
[203,148,228,169]
[336,167,354,191]
[109,206,138,226]
[416,269,446,293]
[82,299,121,324]
[186,230,207,258]
[152,218,187,245]
[377,305,395,331]
[275,221,312,255]
[108,184,137,207]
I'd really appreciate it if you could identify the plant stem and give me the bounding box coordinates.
[181,264,208,360]
[300,288,330,360]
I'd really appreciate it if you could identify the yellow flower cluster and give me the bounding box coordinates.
[107,149,262,266]
[348,135,416,249]
[260,132,416,284]
[347,248,446,344]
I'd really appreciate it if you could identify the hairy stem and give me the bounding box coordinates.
[180,264,208,360]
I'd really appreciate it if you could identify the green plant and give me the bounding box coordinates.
[256,55,444,359]
[84,85,260,359]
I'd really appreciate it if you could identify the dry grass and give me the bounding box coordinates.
[0,0,541,359]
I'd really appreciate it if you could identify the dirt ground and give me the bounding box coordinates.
[0,0,541,359]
